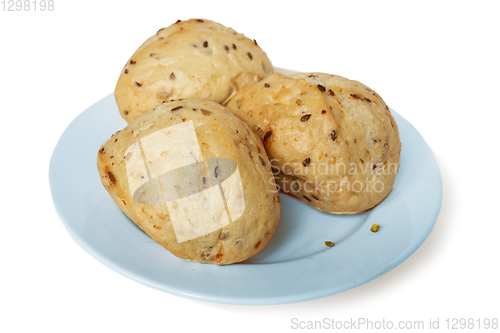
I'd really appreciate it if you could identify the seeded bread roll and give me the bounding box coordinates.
[226,72,401,214]
[97,99,280,265]
[115,19,274,123]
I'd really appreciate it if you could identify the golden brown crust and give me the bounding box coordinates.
[97,99,280,264]
[115,19,274,123]
[226,72,401,214]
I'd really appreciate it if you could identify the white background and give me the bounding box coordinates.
[1,1,499,332]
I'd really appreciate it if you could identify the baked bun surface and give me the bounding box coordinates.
[97,99,280,264]
[226,72,401,214]
[115,19,274,122]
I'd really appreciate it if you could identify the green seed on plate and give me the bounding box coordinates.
[325,241,335,247]
[371,224,380,232]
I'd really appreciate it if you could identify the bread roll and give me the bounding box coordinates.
[115,19,274,122]
[97,99,280,264]
[226,72,401,214]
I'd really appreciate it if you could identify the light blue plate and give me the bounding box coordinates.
[49,79,441,305]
